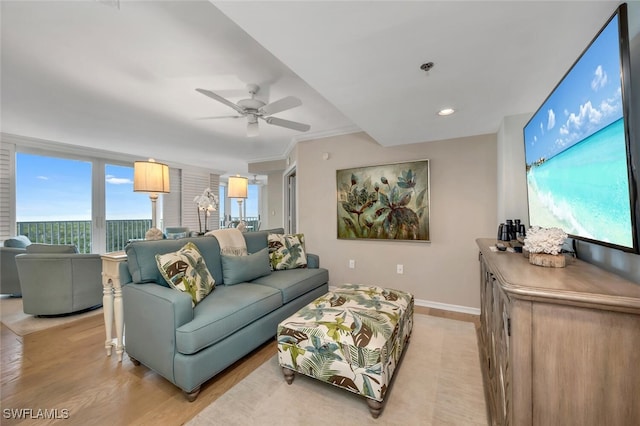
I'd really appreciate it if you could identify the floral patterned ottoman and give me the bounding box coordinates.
[277,284,414,418]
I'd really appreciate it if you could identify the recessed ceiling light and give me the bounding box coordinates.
[438,108,455,116]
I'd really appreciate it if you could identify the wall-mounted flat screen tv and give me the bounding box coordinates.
[523,3,638,254]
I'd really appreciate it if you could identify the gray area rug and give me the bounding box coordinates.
[188,314,488,425]
[0,296,103,336]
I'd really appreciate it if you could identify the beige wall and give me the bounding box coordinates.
[263,171,284,230]
[497,113,530,225]
[296,131,497,311]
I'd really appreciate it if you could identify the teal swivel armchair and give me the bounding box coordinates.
[0,235,32,296]
[15,244,103,316]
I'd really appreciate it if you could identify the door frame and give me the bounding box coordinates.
[284,166,296,233]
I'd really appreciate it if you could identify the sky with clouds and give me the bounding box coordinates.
[523,13,625,165]
[16,155,259,222]
[16,156,150,221]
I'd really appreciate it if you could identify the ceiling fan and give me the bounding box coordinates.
[250,174,263,186]
[195,84,310,137]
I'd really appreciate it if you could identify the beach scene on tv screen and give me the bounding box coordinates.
[523,14,633,249]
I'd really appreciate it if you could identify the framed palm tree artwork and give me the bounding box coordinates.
[337,159,430,241]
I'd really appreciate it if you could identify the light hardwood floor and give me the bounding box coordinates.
[0,306,479,425]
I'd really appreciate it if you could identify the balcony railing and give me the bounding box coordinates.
[17,220,151,253]
[105,220,152,252]
[17,217,261,253]
[219,216,260,231]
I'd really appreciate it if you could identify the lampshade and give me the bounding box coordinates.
[134,160,170,193]
[228,176,248,199]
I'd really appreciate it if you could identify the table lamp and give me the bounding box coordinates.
[134,159,170,229]
[228,175,248,231]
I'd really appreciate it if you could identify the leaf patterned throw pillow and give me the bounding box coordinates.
[268,233,307,270]
[156,242,215,306]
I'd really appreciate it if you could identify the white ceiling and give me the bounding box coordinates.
[0,0,624,176]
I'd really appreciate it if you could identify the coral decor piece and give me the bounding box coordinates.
[523,226,567,255]
[145,228,164,240]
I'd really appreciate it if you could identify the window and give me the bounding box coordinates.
[222,181,260,231]
[105,164,152,251]
[218,184,226,226]
[7,140,222,248]
[15,152,152,253]
[16,153,93,252]
[245,184,260,231]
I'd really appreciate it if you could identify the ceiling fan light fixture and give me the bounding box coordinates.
[247,121,259,137]
[438,108,456,116]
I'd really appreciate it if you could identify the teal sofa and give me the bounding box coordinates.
[120,229,329,401]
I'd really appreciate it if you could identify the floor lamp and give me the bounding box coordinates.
[134,159,170,230]
[228,175,248,231]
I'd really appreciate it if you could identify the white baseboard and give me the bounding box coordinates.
[414,298,480,316]
[327,285,480,316]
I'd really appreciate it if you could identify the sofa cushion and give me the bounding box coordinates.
[126,236,224,285]
[175,283,282,355]
[166,231,188,240]
[251,268,329,304]
[165,227,189,240]
[221,247,271,285]
[243,228,283,254]
[26,243,77,254]
[268,233,307,270]
[156,242,215,306]
[3,236,31,248]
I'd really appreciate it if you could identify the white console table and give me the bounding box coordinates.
[101,251,127,362]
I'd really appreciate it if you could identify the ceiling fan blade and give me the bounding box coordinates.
[247,121,259,137]
[265,117,310,132]
[259,96,302,116]
[195,115,243,120]
[195,88,246,114]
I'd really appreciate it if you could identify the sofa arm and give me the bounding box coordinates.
[118,261,132,285]
[122,283,193,382]
[307,253,320,269]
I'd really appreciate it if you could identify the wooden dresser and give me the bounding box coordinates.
[476,238,640,426]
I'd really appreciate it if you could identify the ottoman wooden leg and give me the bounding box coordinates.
[282,367,295,384]
[366,398,384,418]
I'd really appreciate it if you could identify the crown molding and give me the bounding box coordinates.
[291,124,361,144]
[246,124,362,167]
[1,132,225,175]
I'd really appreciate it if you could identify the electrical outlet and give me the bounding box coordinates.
[349,259,355,269]
[396,264,404,274]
